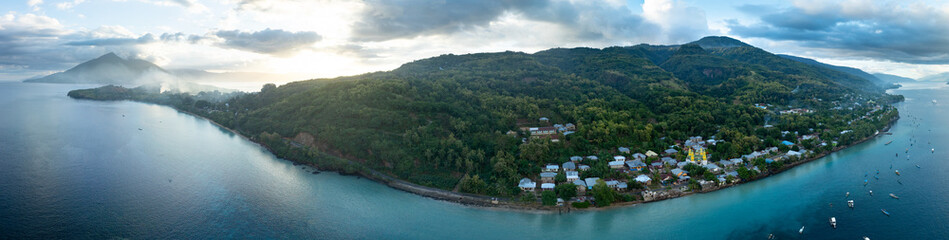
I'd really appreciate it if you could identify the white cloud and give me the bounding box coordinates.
[27,0,43,11]
[56,0,85,10]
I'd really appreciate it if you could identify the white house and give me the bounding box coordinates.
[541,183,555,191]
[609,160,626,169]
[635,174,652,184]
[518,178,536,191]
[565,171,579,182]
[645,150,658,158]
[545,164,560,172]
[613,155,626,161]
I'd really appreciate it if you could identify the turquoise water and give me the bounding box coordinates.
[1,82,947,239]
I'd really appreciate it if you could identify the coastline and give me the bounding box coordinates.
[167,102,901,213]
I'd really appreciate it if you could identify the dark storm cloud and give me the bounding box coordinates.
[351,0,659,42]
[212,28,322,56]
[728,2,949,64]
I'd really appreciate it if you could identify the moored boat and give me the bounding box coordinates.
[799,225,804,234]
[829,217,836,229]
[881,209,890,216]
[889,193,899,199]
[895,170,900,176]
[848,200,854,208]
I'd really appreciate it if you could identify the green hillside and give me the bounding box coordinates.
[69,36,902,197]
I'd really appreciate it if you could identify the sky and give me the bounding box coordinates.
[3,0,949,82]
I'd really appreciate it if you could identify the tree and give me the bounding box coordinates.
[555,172,566,183]
[736,166,756,180]
[592,180,615,207]
[261,83,277,92]
[541,190,557,206]
[459,174,487,194]
[555,183,577,199]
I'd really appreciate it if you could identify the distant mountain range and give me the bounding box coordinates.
[916,72,949,82]
[778,54,901,88]
[872,73,915,83]
[25,52,305,92]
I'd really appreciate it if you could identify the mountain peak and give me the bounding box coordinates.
[690,36,750,49]
[96,52,122,61]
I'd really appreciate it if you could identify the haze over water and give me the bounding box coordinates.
[1,82,947,239]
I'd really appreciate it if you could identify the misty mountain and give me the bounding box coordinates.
[25,52,305,92]
[917,72,949,82]
[777,54,895,88]
[872,73,915,83]
[25,53,168,85]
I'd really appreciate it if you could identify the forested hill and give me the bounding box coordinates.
[70,36,902,197]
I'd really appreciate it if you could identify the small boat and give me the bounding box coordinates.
[932,148,935,153]
[138,128,143,130]
[876,170,880,174]
[895,170,900,176]
[829,217,836,229]
[846,192,850,197]
[889,193,899,199]
[881,209,890,216]
[874,176,879,180]
[898,179,902,185]
[869,190,873,196]
[864,237,871,240]
[916,164,921,168]
[848,200,854,208]
[864,179,868,185]
[768,233,774,239]
[885,140,893,145]
[799,225,805,234]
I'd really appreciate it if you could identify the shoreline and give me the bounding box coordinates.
[176,103,902,213]
[92,97,901,214]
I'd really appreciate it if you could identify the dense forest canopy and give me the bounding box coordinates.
[69,36,902,197]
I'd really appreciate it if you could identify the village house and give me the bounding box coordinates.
[584,178,600,190]
[618,147,631,154]
[578,164,590,171]
[545,164,560,172]
[662,157,677,166]
[645,150,658,158]
[562,162,576,171]
[539,117,549,122]
[586,155,599,161]
[540,172,557,183]
[664,148,679,155]
[671,168,688,177]
[704,163,722,173]
[609,160,626,169]
[632,152,647,160]
[529,127,558,137]
[541,183,555,191]
[570,156,583,162]
[650,162,663,169]
[635,174,652,185]
[565,123,576,131]
[518,178,536,191]
[573,179,587,195]
[613,155,626,162]
[626,160,646,171]
[565,171,580,182]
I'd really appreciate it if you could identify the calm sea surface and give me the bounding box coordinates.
[1,82,947,239]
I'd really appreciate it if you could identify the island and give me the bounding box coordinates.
[67,36,903,211]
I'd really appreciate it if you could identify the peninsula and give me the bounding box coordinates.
[66,36,903,211]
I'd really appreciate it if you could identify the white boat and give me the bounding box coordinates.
[869,190,873,196]
[864,237,871,240]
[848,200,854,208]
[890,193,899,199]
[799,225,804,234]
[846,192,850,197]
[829,217,836,229]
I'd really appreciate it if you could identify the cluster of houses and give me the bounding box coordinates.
[518,134,823,200]
[517,117,576,142]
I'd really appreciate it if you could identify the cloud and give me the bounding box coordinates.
[65,33,157,46]
[350,0,705,44]
[56,0,85,10]
[727,0,949,64]
[27,0,43,11]
[212,28,321,56]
